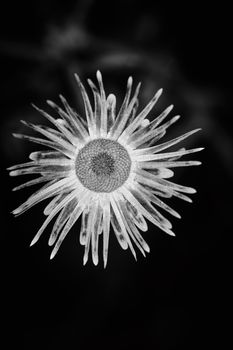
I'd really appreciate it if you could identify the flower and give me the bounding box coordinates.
[8,71,203,267]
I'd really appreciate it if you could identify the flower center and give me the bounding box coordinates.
[75,138,131,193]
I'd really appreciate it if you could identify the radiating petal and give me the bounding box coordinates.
[9,165,72,177]
[59,94,86,128]
[118,208,146,257]
[20,120,75,152]
[106,94,116,133]
[50,191,89,259]
[120,186,175,236]
[136,183,181,218]
[117,77,133,120]
[133,147,204,162]
[91,201,103,265]
[12,175,54,192]
[48,197,77,246]
[96,71,108,137]
[119,88,163,143]
[139,160,202,169]
[136,174,195,201]
[125,198,148,232]
[125,98,139,129]
[12,133,74,158]
[155,177,197,193]
[118,198,150,255]
[172,191,193,203]
[87,78,102,137]
[79,206,90,246]
[12,177,77,216]
[103,198,111,268]
[150,104,174,129]
[74,74,95,137]
[133,128,201,155]
[31,104,78,143]
[128,115,180,149]
[135,167,174,180]
[29,150,67,161]
[109,195,128,250]
[112,82,141,142]
[130,127,167,150]
[83,201,96,265]
[111,193,137,260]
[136,129,166,149]
[30,190,79,246]
[43,193,66,216]
[108,76,133,140]
[46,99,89,140]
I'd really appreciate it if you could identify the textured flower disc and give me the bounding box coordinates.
[8,70,203,267]
[75,138,131,193]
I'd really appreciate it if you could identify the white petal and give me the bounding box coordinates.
[46,99,89,140]
[75,74,95,138]
[50,192,88,259]
[112,192,137,260]
[30,190,79,246]
[12,133,75,159]
[135,167,174,180]
[44,193,66,216]
[109,195,128,250]
[12,177,77,216]
[12,175,54,192]
[114,82,141,142]
[136,183,181,219]
[87,78,102,137]
[29,150,66,161]
[96,71,108,137]
[120,186,175,236]
[106,94,116,133]
[108,76,133,140]
[48,197,77,246]
[119,88,163,143]
[83,201,97,265]
[133,147,204,162]
[125,198,148,232]
[31,103,78,144]
[138,160,202,169]
[103,198,111,268]
[91,202,103,265]
[80,207,90,246]
[150,104,174,129]
[118,199,150,255]
[133,128,201,155]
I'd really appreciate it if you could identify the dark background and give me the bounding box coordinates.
[1,1,232,349]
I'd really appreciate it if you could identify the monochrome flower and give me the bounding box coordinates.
[8,71,203,267]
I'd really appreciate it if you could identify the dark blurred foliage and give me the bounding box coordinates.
[1,1,232,349]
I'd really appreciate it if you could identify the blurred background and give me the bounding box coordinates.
[1,1,232,349]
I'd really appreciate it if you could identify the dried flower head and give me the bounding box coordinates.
[8,71,203,267]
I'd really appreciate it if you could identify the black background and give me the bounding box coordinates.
[1,1,232,349]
